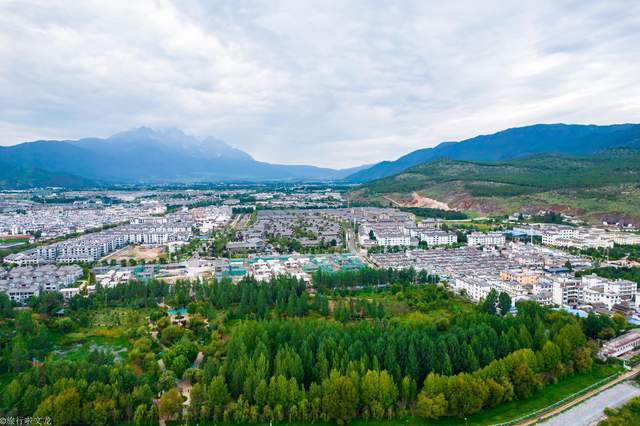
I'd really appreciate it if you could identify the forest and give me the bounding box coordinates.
[0,270,620,425]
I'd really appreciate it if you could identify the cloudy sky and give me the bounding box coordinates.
[1,0,639,168]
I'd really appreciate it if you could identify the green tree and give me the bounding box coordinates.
[416,393,447,419]
[0,292,13,318]
[511,363,540,399]
[498,292,512,315]
[574,347,593,373]
[541,341,562,373]
[483,289,498,315]
[51,387,82,425]
[209,375,231,415]
[171,354,189,378]
[322,370,358,425]
[10,334,29,373]
[159,370,177,391]
[133,404,149,425]
[188,382,209,422]
[159,388,183,420]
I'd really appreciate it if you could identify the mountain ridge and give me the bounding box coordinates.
[345,123,640,181]
[349,148,640,223]
[0,127,363,188]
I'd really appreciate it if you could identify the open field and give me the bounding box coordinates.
[48,308,152,363]
[101,244,165,262]
[0,237,30,244]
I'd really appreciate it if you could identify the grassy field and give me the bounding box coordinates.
[49,307,150,362]
[51,327,131,362]
[0,237,30,244]
[327,286,475,325]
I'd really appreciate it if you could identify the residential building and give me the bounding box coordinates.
[599,329,640,358]
[468,232,506,246]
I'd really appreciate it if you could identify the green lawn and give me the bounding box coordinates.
[51,327,131,362]
[48,307,148,362]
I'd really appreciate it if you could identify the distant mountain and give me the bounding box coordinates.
[0,127,361,188]
[345,123,640,181]
[349,149,640,223]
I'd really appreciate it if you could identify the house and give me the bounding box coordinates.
[599,329,640,358]
[468,232,506,246]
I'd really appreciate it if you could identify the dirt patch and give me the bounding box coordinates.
[440,189,503,214]
[596,212,640,227]
[400,192,451,210]
[102,245,165,262]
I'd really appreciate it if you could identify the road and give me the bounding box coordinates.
[346,229,356,253]
[515,364,640,425]
[543,382,640,426]
[383,195,402,207]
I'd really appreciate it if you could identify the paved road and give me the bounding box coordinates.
[543,381,640,426]
[516,364,640,426]
[345,229,355,253]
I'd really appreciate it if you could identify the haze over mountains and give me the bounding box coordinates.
[0,127,368,188]
[2,123,640,189]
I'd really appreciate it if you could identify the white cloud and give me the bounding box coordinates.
[1,0,639,168]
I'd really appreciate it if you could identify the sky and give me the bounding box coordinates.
[1,0,639,168]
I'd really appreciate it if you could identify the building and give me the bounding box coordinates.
[419,230,457,246]
[0,265,83,303]
[599,329,640,358]
[375,231,411,247]
[226,238,266,254]
[536,224,638,249]
[580,275,637,310]
[551,275,583,307]
[468,232,506,246]
[500,269,541,285]
[453,275,529,302]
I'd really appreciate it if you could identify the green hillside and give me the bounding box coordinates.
[0,163,97,189]
[349,150,640,223]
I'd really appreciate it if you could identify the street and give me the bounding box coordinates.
[543,381,640,426]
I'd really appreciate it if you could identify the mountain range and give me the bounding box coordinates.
[345,123,640,181]
[2,123,640,189]
[349,148,640,223]
[0,127,368,188]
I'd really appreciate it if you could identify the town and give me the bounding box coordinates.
[4,1,640,423]
[2,185,640,425]
[3,187,640,324]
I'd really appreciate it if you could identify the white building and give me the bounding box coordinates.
[376,232,411,247]
[580,275,636,310]
[551,275,583,307]
[452,275,528,303]
[600,329,640,358]
[0,264,83,303]
[420,230,457,246]
[538,224,637,249]
[468,232,506,246]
